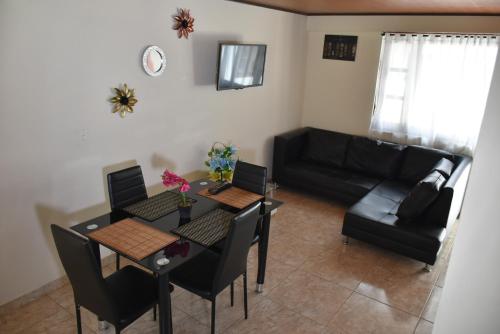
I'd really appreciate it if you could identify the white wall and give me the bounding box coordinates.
[302,16,500,136]
[0,0,307,305]
[433,47,500,334]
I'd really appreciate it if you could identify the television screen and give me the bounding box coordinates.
[217,44,267,91]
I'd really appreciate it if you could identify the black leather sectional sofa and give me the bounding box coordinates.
[273,127,472,265]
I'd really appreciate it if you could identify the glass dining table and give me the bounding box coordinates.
[71,179,282,334]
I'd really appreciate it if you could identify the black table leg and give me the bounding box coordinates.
[256,212,271,293]
[89,241,108,330]
[158,272,172,334]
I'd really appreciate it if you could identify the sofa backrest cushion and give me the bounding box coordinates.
[345,137,406,179]
[301,128,352,168]
[397,171,446,221]
[431,158,455,179]
[399,146,455,184]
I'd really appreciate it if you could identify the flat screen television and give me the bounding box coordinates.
[216,43,267,91]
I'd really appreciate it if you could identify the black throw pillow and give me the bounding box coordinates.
[397,171,446,221]
[432,158,454,179]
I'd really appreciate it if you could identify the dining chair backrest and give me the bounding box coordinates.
[232,161,267,196]
[107,165,148,211]
[51,225,117,322]
[213,203,260,294]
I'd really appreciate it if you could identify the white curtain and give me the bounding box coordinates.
[370,34,499,156]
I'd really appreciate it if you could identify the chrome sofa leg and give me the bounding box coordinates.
[343,236,350,245]
[423,264,432,272]
[98,320,109,331]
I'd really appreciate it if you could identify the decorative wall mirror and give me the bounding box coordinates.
[142,46,166,77]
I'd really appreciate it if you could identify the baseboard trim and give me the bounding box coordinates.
[0,254,116,316]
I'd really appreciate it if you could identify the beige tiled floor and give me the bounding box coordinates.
[0,188,454,334]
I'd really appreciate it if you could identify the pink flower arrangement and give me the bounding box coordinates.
[162,169,191,207]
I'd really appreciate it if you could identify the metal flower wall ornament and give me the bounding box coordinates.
[173,8,195,39]
[110,84,138,118]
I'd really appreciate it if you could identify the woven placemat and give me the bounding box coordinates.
[172,209,235,247]
[88,218,179,261]
[197,186,264,209]
[123,191,196,221]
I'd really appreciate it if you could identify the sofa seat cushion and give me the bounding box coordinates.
[284,161,381,198]
[367,180,412,202]
[399,146,455,184]
[345,137,406,179]
[344,182,446,252]
[301,128,352,168]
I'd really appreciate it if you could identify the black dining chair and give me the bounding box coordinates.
[232,160,268,197]
[212,160,267,251]
[230,160,267,246]
[227,160,267,302]
[51,224,171,334]
[107,165,148,271]
[169,202,261,334]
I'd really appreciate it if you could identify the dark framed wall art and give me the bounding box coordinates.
[323,35,358,61]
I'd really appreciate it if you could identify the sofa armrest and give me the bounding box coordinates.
[446,155,472,189]
[424,155,472,228]
[272,127,309,182]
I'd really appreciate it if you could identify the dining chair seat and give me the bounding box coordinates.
[169,249,220,299]
[106,266,159,327]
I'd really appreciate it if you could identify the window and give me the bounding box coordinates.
[370,33,499,155]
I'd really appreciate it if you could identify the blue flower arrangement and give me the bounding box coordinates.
[205,142,238,182]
